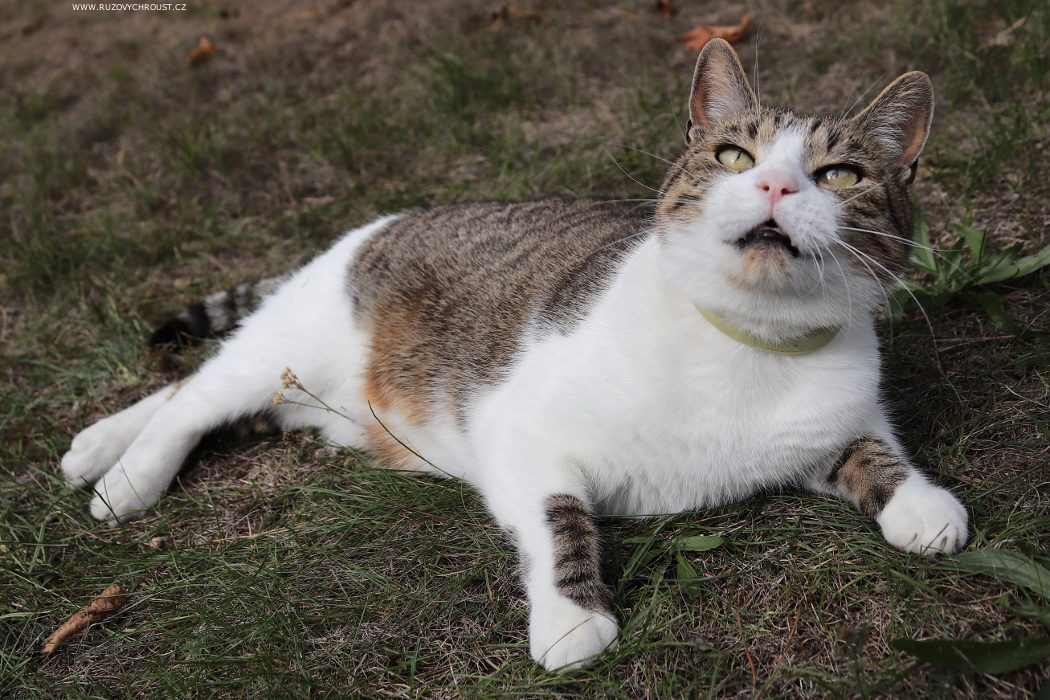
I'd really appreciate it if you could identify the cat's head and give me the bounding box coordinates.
[655,38,933,339]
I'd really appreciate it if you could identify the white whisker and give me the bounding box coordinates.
[753,21,764,107]
[826,242,854,326]
[837,70,890,123]
[591,198,663,206]
[838,225,942,249]
[835,183,883,207]
[669,96,689,145]
[833,237,936,340]
[837,225,960,270]
[580,229,654,264]
[604,147,664,195]
[611,143,708,186]
[810,243,829,304]
[831,238,895,326]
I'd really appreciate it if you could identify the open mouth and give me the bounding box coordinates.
[736,220,799,257]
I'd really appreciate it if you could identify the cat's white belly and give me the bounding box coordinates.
[471,334,880,516]
[586,374,874,516]
[464,242,883,516]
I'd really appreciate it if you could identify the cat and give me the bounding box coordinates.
[61,39,969,671]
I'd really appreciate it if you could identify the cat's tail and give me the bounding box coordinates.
[149,276,285,349]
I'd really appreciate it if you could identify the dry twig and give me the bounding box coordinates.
[41,586,130,653]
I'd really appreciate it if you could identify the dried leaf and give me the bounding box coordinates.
[982,16,1027,49]
[679,14,751,51]
[653,0,674,19]
[187,36,216,65]
[41,586,130,653]
[482,4,548,31]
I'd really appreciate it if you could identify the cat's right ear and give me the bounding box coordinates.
[687,38,757,142]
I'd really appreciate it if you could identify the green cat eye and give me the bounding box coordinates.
[716,146,755,171]
[817,165,862,188]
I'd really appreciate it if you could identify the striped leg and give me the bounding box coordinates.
[544,495,615,615]
[487,484,618,671]
[529,494,617,670]
[816,434,968,554]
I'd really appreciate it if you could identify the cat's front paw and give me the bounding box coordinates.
[877,474,968,555]
[529,596,619,671]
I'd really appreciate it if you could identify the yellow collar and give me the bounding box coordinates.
[696,307,840,355]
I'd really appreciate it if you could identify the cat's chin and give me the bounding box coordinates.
[729,246,798,290]
[657,235,855,329]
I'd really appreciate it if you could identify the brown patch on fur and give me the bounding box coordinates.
[362,299,432,427]
[350,200,651,421]
[544,494,613,614]
[828,436,909,517]
[364,423,425,471]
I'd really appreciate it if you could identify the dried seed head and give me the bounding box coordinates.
[280,367,303,389]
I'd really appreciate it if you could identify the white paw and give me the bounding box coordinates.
[61,416,140,488]
[877,474,969,555]
[88,454,170,525]
[529,596,619,671]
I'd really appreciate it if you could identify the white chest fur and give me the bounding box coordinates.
[467,240,884,516]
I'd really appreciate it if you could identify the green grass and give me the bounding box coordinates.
[2,1,1049,697]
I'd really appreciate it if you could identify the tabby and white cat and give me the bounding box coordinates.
[62,39,968,670]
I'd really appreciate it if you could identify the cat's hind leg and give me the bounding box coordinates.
[70,216,394,523]
[85,343,286,524]
[61,385,177,488]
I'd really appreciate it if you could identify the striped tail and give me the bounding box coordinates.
[149,277,284,349]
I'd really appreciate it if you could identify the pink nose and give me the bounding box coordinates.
[756,173,799,206]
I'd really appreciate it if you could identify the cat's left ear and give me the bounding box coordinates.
[854,71,934,179]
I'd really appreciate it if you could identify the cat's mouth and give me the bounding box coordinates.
[736,220,799,257]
